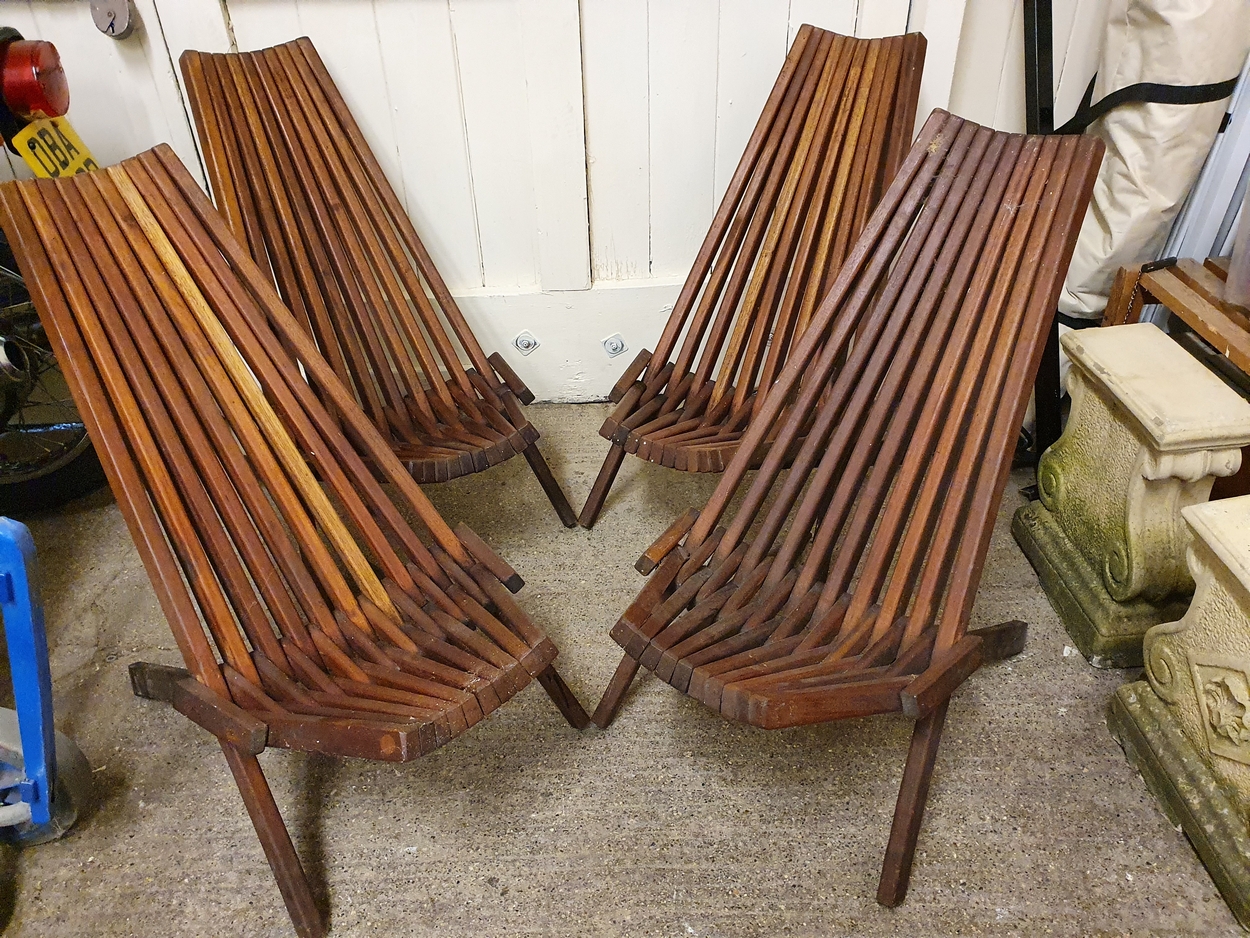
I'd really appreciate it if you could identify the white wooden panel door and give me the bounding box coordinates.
[5,0,975,401]
[857,0,913,38]
[447,0,541,289]
[372,0,483,290]
[581,0,650,282]
[648,0,721,279]
[713,1,791,207]
[519,0,591,292]
[907,0,970,135]
[786,0,858,44]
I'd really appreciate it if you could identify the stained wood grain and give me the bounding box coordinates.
[590,109,1101,907]
[579,27,926,529]
[180,38,576,523]
[0,145,590,938]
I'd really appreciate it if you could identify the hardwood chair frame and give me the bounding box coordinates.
[180,38,578,527]
[579,25,926,527]
[591,110,1103,904]
[0,147,589,938]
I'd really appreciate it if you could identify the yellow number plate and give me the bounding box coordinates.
[12,117,99,178]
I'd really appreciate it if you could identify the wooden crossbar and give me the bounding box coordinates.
[592,109,1103,906]
[180,38,577,525]
[0,148,590,938]
[579,26,926,527]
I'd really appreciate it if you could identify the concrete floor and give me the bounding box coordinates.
[0,403,1238,937]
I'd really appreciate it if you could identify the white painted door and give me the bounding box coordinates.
[3,0,1104,399]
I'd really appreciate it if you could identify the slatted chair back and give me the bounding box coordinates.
[593,110,1102,905]
[0,146,588,938]
[579,25,926,526]
[180,38,576,524]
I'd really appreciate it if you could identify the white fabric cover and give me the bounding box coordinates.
[1059,0,1250,319]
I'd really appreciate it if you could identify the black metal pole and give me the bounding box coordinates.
[1024,0,1063,469]
[1023,0,1054,135]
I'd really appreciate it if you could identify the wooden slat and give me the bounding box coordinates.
[591,109,1102,902]
[597,113,1100,720]
[0,139,590,937]
[580,28,927,529]
[178,38,575,521]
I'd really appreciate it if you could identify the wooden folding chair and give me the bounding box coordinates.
[592,110,1103,904]
[0,147,590,938]
[578,25,926,527]
[178,38,577,527]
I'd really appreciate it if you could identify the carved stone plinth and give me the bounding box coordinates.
[1108,683,1250,930]
[1108,495,1250,930]
[1013,323,1250,666]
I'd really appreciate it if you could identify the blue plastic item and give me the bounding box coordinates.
[0,516,89,843]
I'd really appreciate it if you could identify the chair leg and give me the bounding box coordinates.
[522,443,578,528]
[591,653,641,729]
[578,443,626,529]
[221,743,324,938]
[877,699,950,908]
[536,665,591,729]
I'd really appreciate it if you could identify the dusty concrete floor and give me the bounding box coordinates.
[0,403,1237,937]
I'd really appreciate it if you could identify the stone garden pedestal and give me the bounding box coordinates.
[1109,496,1250,929]
[1013,323,1250,666]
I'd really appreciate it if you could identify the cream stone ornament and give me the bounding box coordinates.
[1110,496,1250,929]
[1145,497,1250,792]
[1014,323,1250,665]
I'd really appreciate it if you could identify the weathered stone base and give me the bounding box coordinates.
[1108,682,1250,931]
[1012,501,1190,667]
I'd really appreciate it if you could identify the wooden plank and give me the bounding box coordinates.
[714,0,791,205]
[129,661,191,702]
[947,0,1020,127]
[1143,268,1250,374]
[520,0,591,291]
[373,0,483,290]
[636,508,699,575]
[973,619,1028,662]
[173,676,270,755]
[907,0,970,132]
[899,634,983,718]
[535,666,590,730]
[581,0,650,281]
[648,0,721,278]
[1174,258,1243,319]
[877,701,949,907]
[448,0,540,289]
[1102,263,1145,326]
[220,744,325,937]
